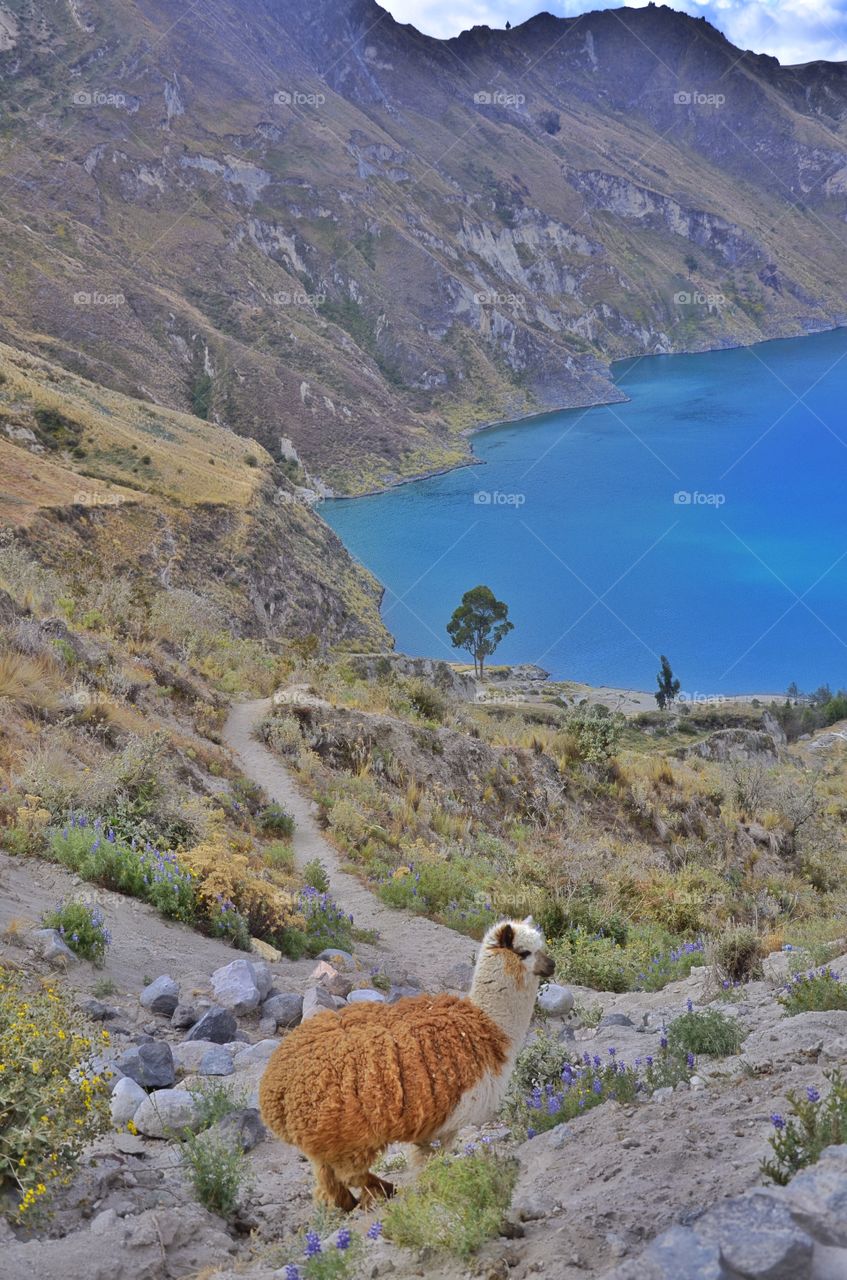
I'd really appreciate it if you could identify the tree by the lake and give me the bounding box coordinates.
[655,654,681,709]
[447,585,513,679]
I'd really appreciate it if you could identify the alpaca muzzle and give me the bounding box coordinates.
[533,951,555,978]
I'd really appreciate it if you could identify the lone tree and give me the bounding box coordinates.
[447,585,513,679]
[655,654,681,709]
[684,253,699,278]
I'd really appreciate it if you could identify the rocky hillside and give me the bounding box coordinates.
[2,1,847,491]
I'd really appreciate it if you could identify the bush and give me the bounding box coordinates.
[712,927,763,984]
[189,1079,248,1129]
[384,1149,518,1257]
[0,969,111,1219]
[181,1130,249,1219]
[403,679,447,724]
[779,967,847,1015]
[296,887,353,955]
[762,1070,847,1184]
[263,841,296,873]
[552,929,634,992]
[50,818,195,923]
[182,829,303,943]
[302,858,330,893]
[257,802,295,837]
[638,938,706,991]
[565,705,624,764]
[666,1006,744,1057]
[377,858,496,938]
[285,1225,365,1279]
[40,900,111,965]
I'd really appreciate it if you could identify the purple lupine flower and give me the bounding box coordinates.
[686,998,693,1013]
[686,1052,695,1070]
[304,1230,321,1259]
[807,1087,821,1103]
[336,1227,351,1251]
[285,1266,301,1280]
[771,1114,786,1130]
[367,1221,383,1241]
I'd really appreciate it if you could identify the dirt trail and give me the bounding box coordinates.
[224,699,476,989]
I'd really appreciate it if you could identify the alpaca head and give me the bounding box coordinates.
[470,918,555,1024]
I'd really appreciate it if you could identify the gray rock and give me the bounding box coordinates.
[652,1087,675,1103]
[185,1006,237,1044]
[387,985,423,1004]
[139,975,179,1016]
[78,998,124,1022]
[261,993,303,1029]
[347,988,387,1004]
[599,1013,635,1029]
[537,983,574,1017]
[695,1190,814,1279]
[171,1002,201,1029]
[251,961,273,1002]
[647,1225,734,1279]
[777,1145,847,1247]
[258,1015,277,1037]
[812,1244,847,1279]
[199,1046,235,1076]
[133,1088,201,1139]
[210,959,262,1015]
[302,986,341,1020]
[316,947,354,971]
[209,1107,266,1152]
[442,961,474,991]
[109,1076,147,1126]
[116,1041,175,1089]
[233,1039,279,1067]
[30,927,77,967]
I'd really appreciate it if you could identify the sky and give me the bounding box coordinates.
[382,0,847,65]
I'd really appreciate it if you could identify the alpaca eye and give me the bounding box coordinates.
[516,949,530,959]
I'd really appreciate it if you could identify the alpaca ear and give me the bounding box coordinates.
[494,922,514,950]
[523,915,534,926]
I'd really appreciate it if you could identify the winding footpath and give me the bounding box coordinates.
[224,699,477,988]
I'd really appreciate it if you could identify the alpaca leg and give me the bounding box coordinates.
[357,1172,395,1208]
[312,1161,357,1212]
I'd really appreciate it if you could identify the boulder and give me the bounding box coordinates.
[316,947,354,972]
[537,984,574,1017]
[173,1040,230,1075]
[116,1042,175,1089]
[261,993,303,1030]
[211,958,266,1014]
[209,1107,266,1152]
[185,1006,238,1044]
[199,1047,235,1076]
[302,986,342,1020]
[233,1039,279,1067]
[172,1002,202,1029]
[78,998,124,1022]
[777,1144,847,1247]
[251,937,281,963]
[695,1191,814,1278]
[109,1077,147,1127]
[139,976,179,1016]
[387,985,423,1005]
[29,928,77,968]
[133,1089,201,1139]
[347,989,386,1004]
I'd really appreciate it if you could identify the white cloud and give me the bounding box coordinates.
[381,0,847,64]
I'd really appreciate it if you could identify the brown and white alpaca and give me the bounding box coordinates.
[258,917,554,1210]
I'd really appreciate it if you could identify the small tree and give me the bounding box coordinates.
[447,585,513,679]
[655,654,680,710]
[684,254,699,278]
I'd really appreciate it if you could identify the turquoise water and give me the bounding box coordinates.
[323,329,847,693]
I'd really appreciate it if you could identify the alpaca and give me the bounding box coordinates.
[258,917,554,1210]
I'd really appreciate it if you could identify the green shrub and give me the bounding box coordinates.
[667,1006,744,1057]
[302,858,330,893]
[566,705,624,764]
[779,967,847,1015]
[403,679,447,723]
[285,1225,364,1279]
[762,1070,847,1184]
[206,901,252,950]
[551,929,634,992]
[384,1149,518,1257]
[181,1130,249,1218]
[296,888,353,955]
[189,1079,248,1130]
[40,900,111,965]
[264,840,296,872]
[712,927,763,984]
[257,803,295,837]
[378,859,496,938]
[49,818,195,923]
[0,969,111,1219]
